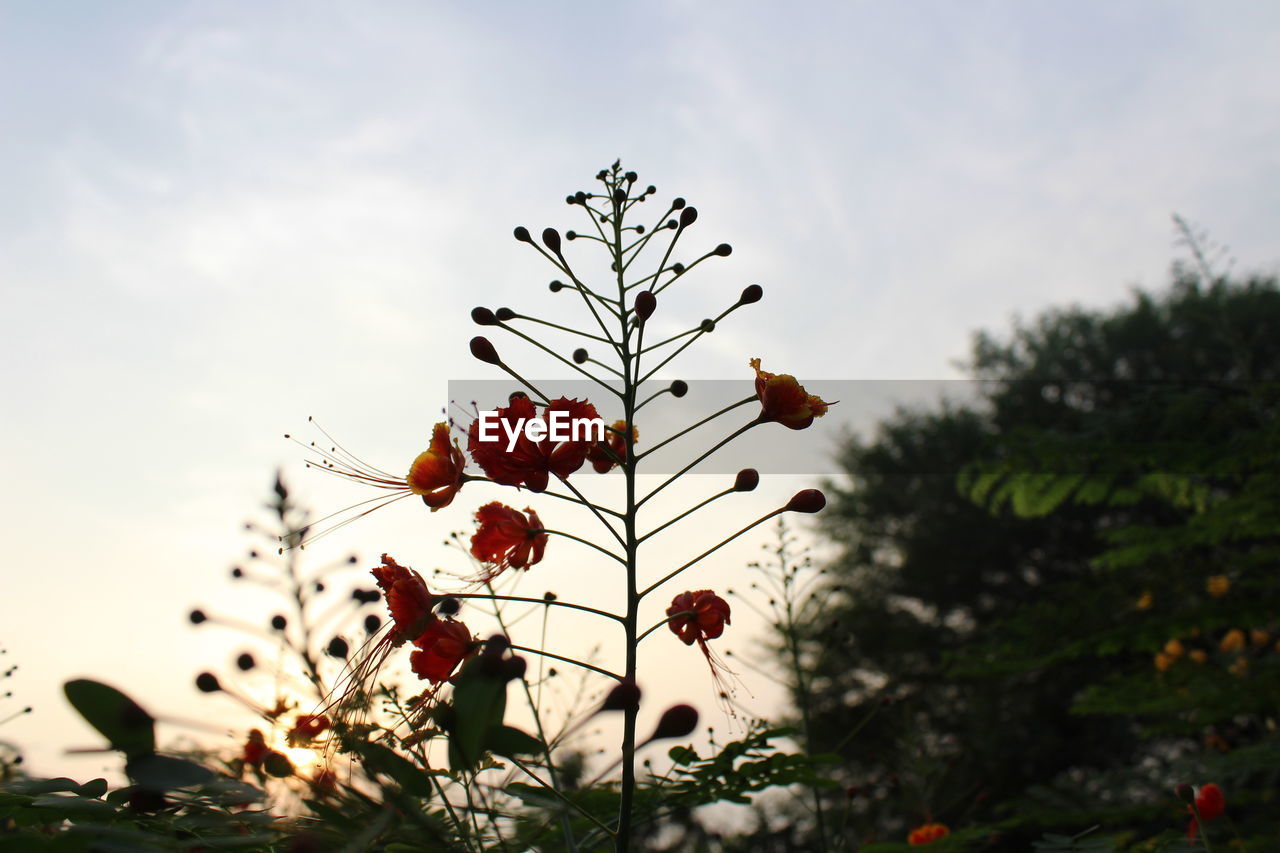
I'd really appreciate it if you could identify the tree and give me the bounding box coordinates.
[803,265,1280,848]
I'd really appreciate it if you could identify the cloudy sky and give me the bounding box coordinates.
[3,1,1279,778]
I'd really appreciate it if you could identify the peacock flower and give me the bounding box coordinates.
[667,590,731,645]
[407,422,468,509]
[750,358,833,429]
[1153,652,1174,672]
[409,619,474,684]
[466,394,603,492]
[469,502,548,582]
[907,823,950,845]
[1249,628,1270,647]
[1163,638,1185,660]
[667,590,738,701]
[587,420,638,473]
[288,714,331,746]
[1186,783,1225,839]
[1135,590,1153,610]
[372,554,437,645]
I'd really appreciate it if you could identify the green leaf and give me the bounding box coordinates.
[28,794,116,819]
[448,658,509,771]
[63,679,155,758]
[486,724,543,759]
[126,754,215,790]
[359,741,436,798]
[263,751,294,778]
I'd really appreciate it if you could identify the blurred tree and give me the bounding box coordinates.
[801,263,1280,847]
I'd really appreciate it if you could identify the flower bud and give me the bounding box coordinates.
[502,656,528,682]
[785,489,827,513]
[714,243,732,256]
[601,680,642,712]
[740,284,763,304]
[672,197,686,210]
[650,704,699,740]
[624,170,637,182]
[700,319,716,333]
[669,380,688,398]
[483,634,510,657]
[436,595,460,616]
[613,188,626,204]
[231,567,243,578]
[549,280,565,292]
[236,653,255,671]
[364,614,381,633]
[645,185,656,195]
[270,614,287,631]
[513,226,532,243]
[188,609,207,625]
[573,348,589,364]
[575,191,587,204]
[471,307,497,326]
[470,336,501,365]
[635,291,656,321]
[327,637,349,658]
[495,307,516,322]
[1175,783,1194,804]
[195,672,221,693]
[542,228,561,253]
[734,468,760,492]
[679,207,698,228]
[566,230,577,240]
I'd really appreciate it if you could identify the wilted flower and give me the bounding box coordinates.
[469,502,548,582]
[586,420,638,473]
[750,358,833,429]
[466,394,602,492]
[907,823,950,845]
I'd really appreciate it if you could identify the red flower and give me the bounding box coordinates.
[409,619,474,683]
[750,358,833,429]
[469,502,548,582]
[667,590,738,701]
[371,554,436,644]
[406,422,467,509]
[908,823,950,845]
[241,729,269,766]
[467,394,602,492]
[667,590,731,645]
[288,714,330,745]
[1186,783,1225,838]
[586,420,637,473]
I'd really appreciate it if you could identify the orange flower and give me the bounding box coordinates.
[1205,574,1230,598]
[908,823,950,844]
[406,422,468,509]
[469,503,548,582]
[288,714,330,745]
[1219,628,1246,653]
[371,554,437,644]
[587,420,638,473]
[467,394,603,492]
[409,619,474,683]
[1186,783,1225,838]
[750,358,833,430]
[298,420,466,517]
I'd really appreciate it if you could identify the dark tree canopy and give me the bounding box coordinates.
[801,270,1280,847]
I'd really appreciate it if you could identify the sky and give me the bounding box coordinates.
[3,1,1280,780]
